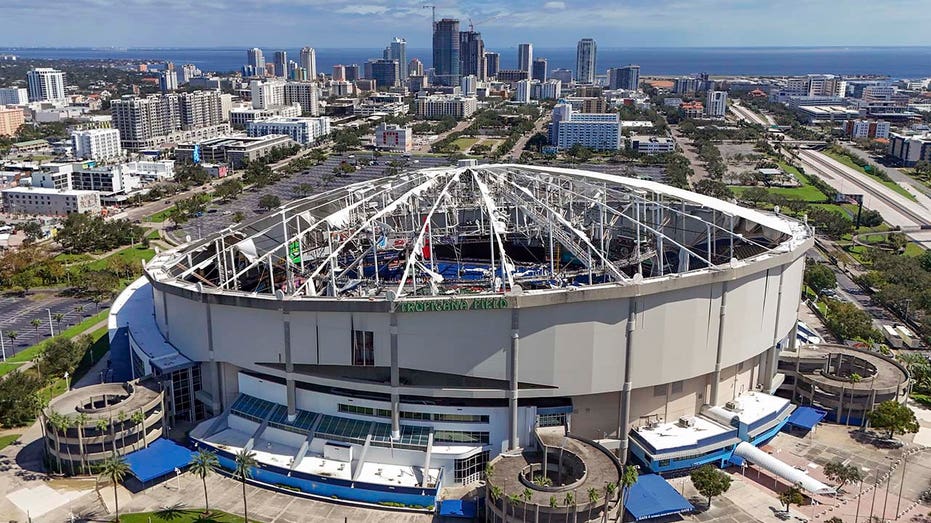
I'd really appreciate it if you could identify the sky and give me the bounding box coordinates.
[2,0,930,48]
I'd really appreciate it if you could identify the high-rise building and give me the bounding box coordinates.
[159,62,178,92]
[110,92,227,151]
[0,106,24,137]
[300,47,317,79]
[608,65,640,90]
[0,88,29,105]
[27,68,66,102]
[246,48,265,74]
[575,38,597,84]
[460,75,478,96]
[518,43,533,73]
[532,58,547,82]
[549,103,620,150]
[515,80,532,104]
[415,95,477,119]
[345,64,360,83]
[274,51,288,77]
[484,52,500,79]
[284,82,319,116]
[371,60,400,89]
[705,91,728,118]
[247,116,331,145]
[432,18,461,86]
[408,58,424,77]
[332,65,346,82]
[541,79,562,100]
[388,38,407,79]
[551,68,572,84]
[72,128,123,161]
[250,79,286,109]
[459,30,485,81]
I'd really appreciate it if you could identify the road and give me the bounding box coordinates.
[729,101,771,126]
[507,115,549,159]
[413,120,471,153]
[840,142,931,199]
[795,148,931,230]
[669,124,709,183]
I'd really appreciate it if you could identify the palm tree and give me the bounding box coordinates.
[619,465,639,523]
[95,418,109,452]
[30,318,42,345]
[189,449,219,514]
[5,330,18,355]
[48,411,69,475]
[75,412,89,475]
[522,487,533,523]
[53,312,65,333]
[73,304,85,319]
[603,482,617,523]
[587,487,600,522]
[130,410,146,449]
[563,491,575,523]
[99,454,130,522]
[117,411,127,450]
[234,449,258,523]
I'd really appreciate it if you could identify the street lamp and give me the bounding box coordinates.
[47,308,54,337]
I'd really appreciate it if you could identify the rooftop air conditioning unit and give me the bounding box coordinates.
[677,416,695,428]
[725,401,740,411]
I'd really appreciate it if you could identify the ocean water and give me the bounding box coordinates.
[2,46,930,78]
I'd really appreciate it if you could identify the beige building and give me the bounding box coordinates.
[0,106,24,136]
[2,186,101,216]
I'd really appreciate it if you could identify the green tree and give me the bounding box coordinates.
[867,400,919,440]
[804,261,837,295]
[567,143,593,161]
[5,330,18,356]
[235,449,258,523]
[0,370,42,427]
[30,318,42,346]
[742,186,770,206]
[232,211,246,223]
[258,194,281,211]
[778,483,806,514]
[190,449,220,514]
[42,335,92,381]
[823,461,863,492]
[690,464,732,508]
[20,221,44,242]
[859,209,884,228]
[214,178,244,200]
[99,455,130,521]
[694,178,734,199]
[619,465,638,522]
[292,183,315,199]
[808,208,854,239]
[824,300,880,341]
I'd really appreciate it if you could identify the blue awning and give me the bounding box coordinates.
[625,474,694,521]
[125,438,193,483]
[438,499,477,518]
[786,406,828,431]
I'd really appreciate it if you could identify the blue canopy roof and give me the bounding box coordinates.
[625,474,694,521]
[125,438,193,483]
[786,406,827,431]
[438,500,477,518]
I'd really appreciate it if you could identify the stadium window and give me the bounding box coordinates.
[671,381,683,394]
[653,384,667,397]
[352,330,374,366]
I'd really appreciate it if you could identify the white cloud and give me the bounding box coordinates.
[335,4,388,15]
[543,1,566,8]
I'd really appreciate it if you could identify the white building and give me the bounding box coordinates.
[460,75,478,97]
[330,81,355,97]
[230,104,301,130]
[415,95,477,119]
[159,70,178,93]
[374,123,412,152]
[251,79,286,109]
[548,103,620,150]
[705,91,728,118]
[27,68,66,103]
[540,79,561,100]
[283,82,319,116]
[515,80,532,104]
[844,119,891,139]
[247,116,331,145]
[300,47,317,79]
[629,135,676,154]
[517,43,533,73]
[2,186,101,216]
[575,39,597,84]
[0,88,29,105]
[72,128,123,161]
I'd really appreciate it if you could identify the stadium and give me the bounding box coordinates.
[110,163,813,510]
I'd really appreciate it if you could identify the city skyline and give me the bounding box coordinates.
[2,0,929,48]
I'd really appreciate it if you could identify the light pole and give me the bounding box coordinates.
[46,308,54,337]
[0,332,5,362]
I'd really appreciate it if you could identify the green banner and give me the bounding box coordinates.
[288,241,301,264]
[397,297,509,313]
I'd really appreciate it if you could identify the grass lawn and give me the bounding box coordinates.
[0,362,23,374]
[85,245,156,272]
[147,229,161,240]
[905,242,925,257]
[38,377,68,404]
[0,434,20,452]
[729,159,829,203]
[452,137,479,151]
[72,327,110,383]
[822,150,916,201]
[0,309,109,374]
[54,252,94,264]
[145,207,173,223]
[121,510,248,523]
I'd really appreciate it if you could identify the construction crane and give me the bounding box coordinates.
[468,14,500,32]
[423,5,436,27]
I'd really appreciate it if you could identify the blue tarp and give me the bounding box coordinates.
[625,474,694,521]
[786,406,828,431]
[438,500,477,518]
[125,438,193,483]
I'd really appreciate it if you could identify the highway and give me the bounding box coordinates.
[795,148,931,229]
[729,101,773,127]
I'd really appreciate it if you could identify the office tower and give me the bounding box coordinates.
[408,58,424,77]
[26,67,66,102]
[459,30,485,80]
[181,64,200,84]
[484,52,500,79]
[251,79,286,109]
[247,48,265,73]
[541,79,562,100]
[608,65,640,90]
[284,82,319,116]
[532,58,547,82]
[0,87,29,105]
[705,90,728,117]
[274,51,288,77]
[515,80,532,104]
[518,43,533,73]
[461,75,477,96]
[288,61,299,79]
[575,38,597,84]
[345,64,360,82]
[388,38,407,79]
[333,65,346,82]
[552,68,572,84]
[371,59,400,89]
[432,18,461,86]
[300,47,317,79]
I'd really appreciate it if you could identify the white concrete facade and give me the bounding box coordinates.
[72,128,123,161]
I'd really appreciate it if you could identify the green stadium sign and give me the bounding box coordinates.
[397,297,510,313]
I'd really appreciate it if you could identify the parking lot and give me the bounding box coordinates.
[176,154,454,241]
[0,292,106,357]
